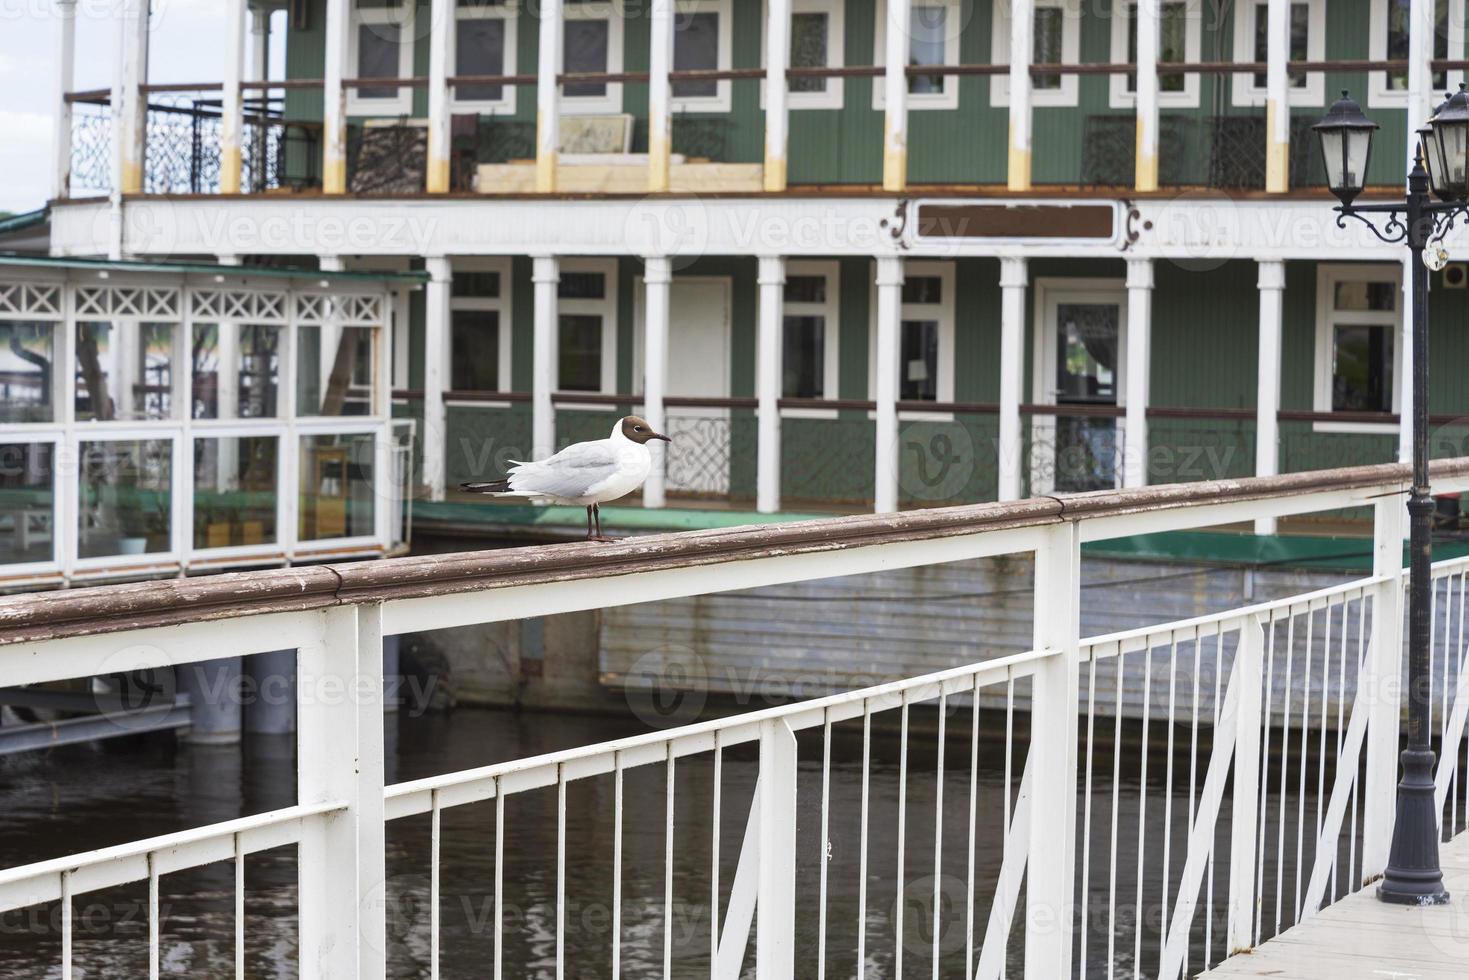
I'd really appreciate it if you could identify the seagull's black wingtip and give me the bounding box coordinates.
[460,480,510,493]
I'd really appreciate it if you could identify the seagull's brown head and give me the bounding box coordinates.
[620,415,672,444]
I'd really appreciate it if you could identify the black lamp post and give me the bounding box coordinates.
[1314,89,1459,906]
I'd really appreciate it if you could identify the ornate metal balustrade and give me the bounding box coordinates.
[1081,112,1322,189]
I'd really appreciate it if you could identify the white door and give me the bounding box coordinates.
[1031,282,1128,495]
[636,276,733,495]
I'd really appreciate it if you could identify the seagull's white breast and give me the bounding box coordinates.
[583,441,652,504]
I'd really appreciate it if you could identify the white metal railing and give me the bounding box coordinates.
[1,462,1468,978]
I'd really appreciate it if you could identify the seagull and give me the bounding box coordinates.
[460,415,672,541]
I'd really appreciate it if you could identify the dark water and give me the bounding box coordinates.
[0,706,1336,979]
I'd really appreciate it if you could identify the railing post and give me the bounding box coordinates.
[1227,614,1265,953]
[297,603,388,978]
[1363,492,1408,881]
[1026,522,1081,976]
[756,719,797,980]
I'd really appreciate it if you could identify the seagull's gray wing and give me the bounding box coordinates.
[507,440,621,500]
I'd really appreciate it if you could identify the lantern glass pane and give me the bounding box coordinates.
[1438,119,1469,191]
[1344,129,1372,191]
[1319,130,1347,190]
[1423,130,1445,194]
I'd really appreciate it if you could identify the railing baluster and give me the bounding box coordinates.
[495,776,505,980]
[663,746,674,980]
[1295,609,1314,923]
[711,732,722,980]
[818,712,830,980]
[857,701,871,980]
[1227,616,1265,956]
[1254,615,1277,947]
[965,673,981,979]
[148,851,159,980]
[1080,649,1098,980]
[1107,651,1124,980]
[931,692,945,980]
[895,692,908,980]
[1274,613,1296,937]
[61,869,72,980]
[431,788,441,980]
[234,832,244,979]
[1186,628,1202,977]
[1158,636,1178,979]
[611,756,622,980]
[1332,600,1348,900]
[1133,640,1152,980]
[755,719,797,980]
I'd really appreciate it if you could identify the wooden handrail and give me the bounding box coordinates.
[1,459,1465,645]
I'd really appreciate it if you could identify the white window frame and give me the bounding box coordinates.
[447,257,513,400]
[556,257,619,399]
[451,0,518,115]
[1367,0,1466,108]
[1108,0,1202,109]
[1313,263,1403,432]
[990,0,1082,108]
[672,0,734,113]
[780,260,841,418]
[874,0,963,111]
[561,1,624,115]
[347,0,417,116]
[1231,0,1326,108]
[867,260,956,420]
[761,0,846,110]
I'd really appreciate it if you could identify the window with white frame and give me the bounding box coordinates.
[781,261,840,404]
[868,262,955,408]
[990,0,1082,107]
[1314,265,1401,426]
[1231,0,1325,107]
[452,0,517,113]
[874,0,963,110]
[790,0,845,109]
[673,0,733,112]
[557,260,618,394]
[450,260,512,393]
[1368,0,1464,107]
[562,1,624,114]
[1108,0,1202,109]
[348,0,416,116]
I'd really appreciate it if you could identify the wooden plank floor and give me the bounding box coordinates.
[1197,832,1469,978]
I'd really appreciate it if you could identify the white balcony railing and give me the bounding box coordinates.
[0,460,1466,977]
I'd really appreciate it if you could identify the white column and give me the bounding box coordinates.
[1024,523,1080,976]
[874,256,903,513]
[764,0,791,191]
[642,256,672,509]
[249,8,271,192]
[1265,0,1289,192]
[52,0,77,200]
[1134,0,1159,191]
[1254,260,1284,534]
[648,0,674,192]
[297,604,387,978]
[757,255,785,513]
[323,0,350,194]
[220,0,247,194]
[532,255,560,458]
[423,257,452,500]
[1400,0,1427,467]
[115,0,149,195]
[1008,0,1034,191]
[998,256,1027,501]
[216,255,242,487]
[881,0,911,191]
[536,0,564,193]
[427,0,453,193]
[1123,258,1153,489]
